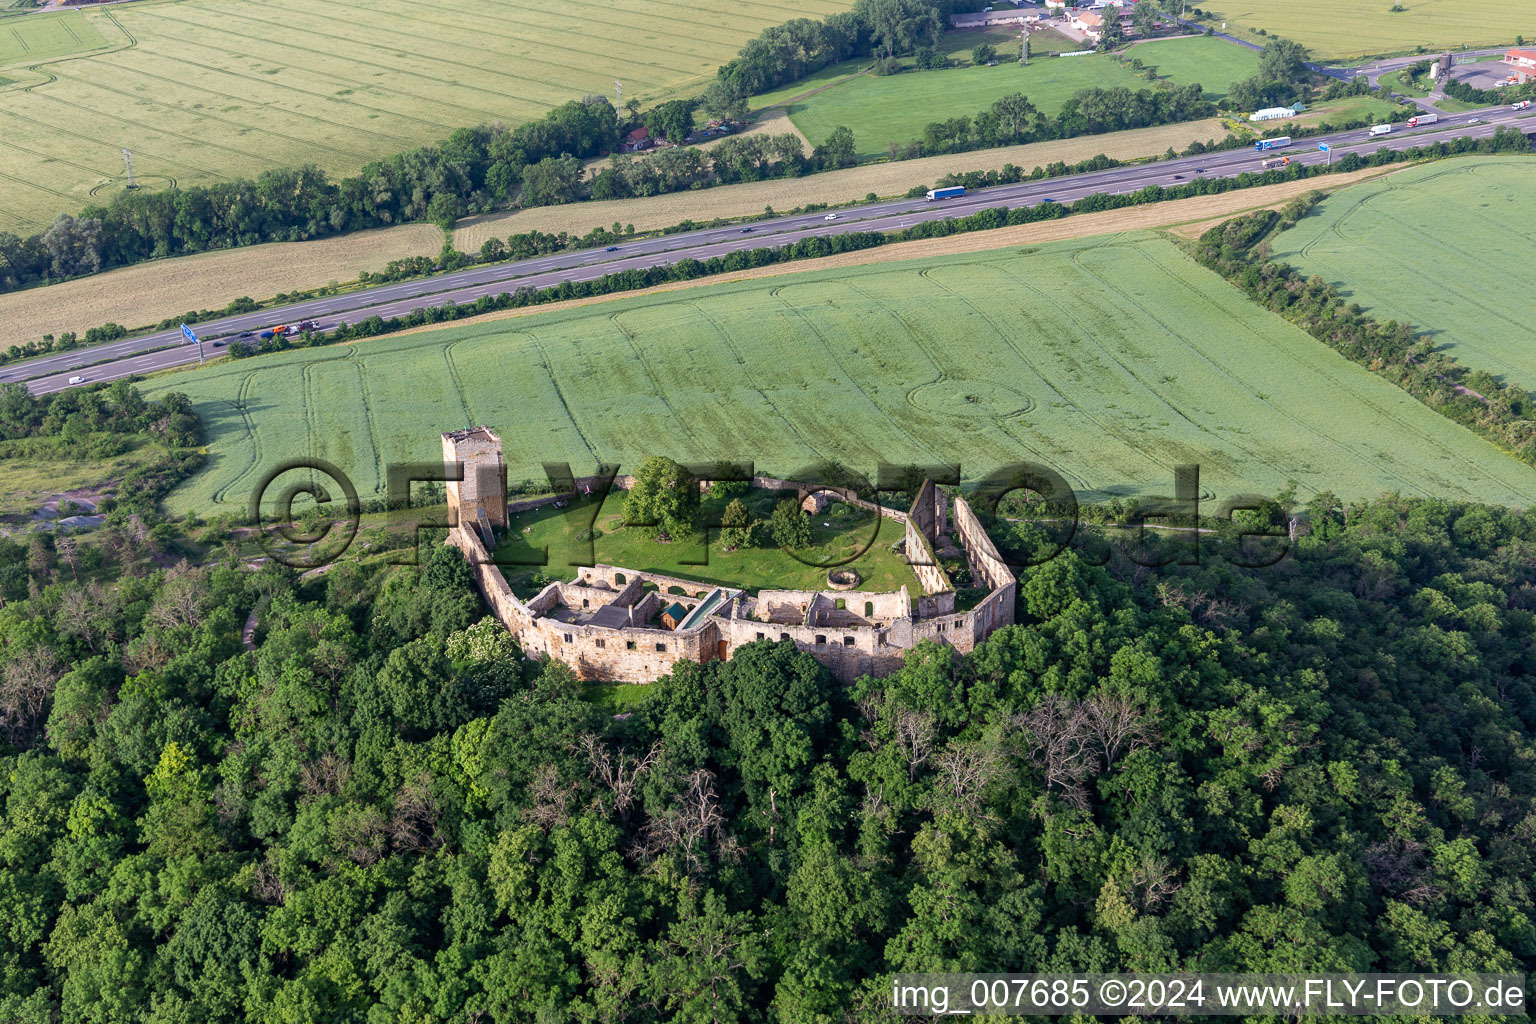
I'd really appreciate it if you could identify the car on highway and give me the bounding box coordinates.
[824,213,837,221]
[605,246,619,252]
[213,340,226,347]
[1468,118,1482,124]
[1195,167,1206,173]
[1173,174,1184,179]
[1040,198,1056,204]
[68,375,86,385]
[740,226,754,233]
[239,331,253,338]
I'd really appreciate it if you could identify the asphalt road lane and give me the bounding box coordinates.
[17,105,1532,396]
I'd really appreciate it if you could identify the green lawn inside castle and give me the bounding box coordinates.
[493,486,922,600]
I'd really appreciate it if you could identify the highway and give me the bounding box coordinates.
[9,104,1531,397]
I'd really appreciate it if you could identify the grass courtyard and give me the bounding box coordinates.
[491,487,921,599]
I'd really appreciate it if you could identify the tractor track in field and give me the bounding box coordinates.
[682,297,825,459]
[766,283,944,466]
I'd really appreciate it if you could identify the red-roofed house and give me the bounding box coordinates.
[621,126,652,152]
[1505,48,1536,83]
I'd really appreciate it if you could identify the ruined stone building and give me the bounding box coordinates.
[442,428,1018,683]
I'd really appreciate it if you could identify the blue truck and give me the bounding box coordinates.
[926,185,966,201]
[1253,135,1293,152]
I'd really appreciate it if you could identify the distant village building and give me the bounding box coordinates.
[1071,9,1103,37]
[1505,48,1536,84]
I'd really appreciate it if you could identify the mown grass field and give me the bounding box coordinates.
[145,231,1536,517]
[494,488,919,597]
[782,57,1152,158]
[0,0,855,235]
[775,36,1261,159]
[1292,94,1406,128]
[1197,0,1536,58]
[1126,35,1261,101]
[1272,157,1536,388]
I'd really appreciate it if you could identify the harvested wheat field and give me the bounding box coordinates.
[425,167,1399,338]
[452,118,1230,249]
[0,223,442,350]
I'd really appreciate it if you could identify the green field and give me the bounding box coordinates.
[1272,157,1536,389]
[774,35,1260,158]
[0,9,109,62]
[1126,35,1261,101]
[782,57,1150,158]
[1293,94,1407,128]
[494,488,921,597]
[145,232,1536,516]
[0,0,855,235]
[1198,0,1535,58]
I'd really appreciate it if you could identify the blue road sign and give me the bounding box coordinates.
[1318,143,1330,152]
[180,323,198,344]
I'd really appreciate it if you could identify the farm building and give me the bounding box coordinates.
[621,126,652,152]
[1071,10,1103,36]
[1249,106,1296,121]
[1504,48,1536,83]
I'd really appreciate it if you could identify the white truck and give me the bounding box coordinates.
[1369,123,1392,137]
[1407,113,1437,127]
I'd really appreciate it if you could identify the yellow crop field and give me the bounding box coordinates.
[0,222,441,350]
[0,0,855,234]
[1199,0,1536,59]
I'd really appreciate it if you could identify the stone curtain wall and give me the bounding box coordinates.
[952,496,1015,591]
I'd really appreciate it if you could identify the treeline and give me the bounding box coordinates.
[1226,36,1312,111]
[1,481,1534,1017]
[908,83,1212,158]
[1443,75,1536,106]
[0,0,978,298]
[1193,139,1536,466]
[0,96,621,294]
[712,0,981,98]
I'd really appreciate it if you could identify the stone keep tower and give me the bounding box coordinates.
[442,427,507,534]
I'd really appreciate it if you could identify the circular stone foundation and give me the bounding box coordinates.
[828,569,861,590]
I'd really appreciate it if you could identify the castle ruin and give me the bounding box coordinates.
[442,428,1017,683]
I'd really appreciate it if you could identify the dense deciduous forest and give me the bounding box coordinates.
[2,478,1533,1020]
